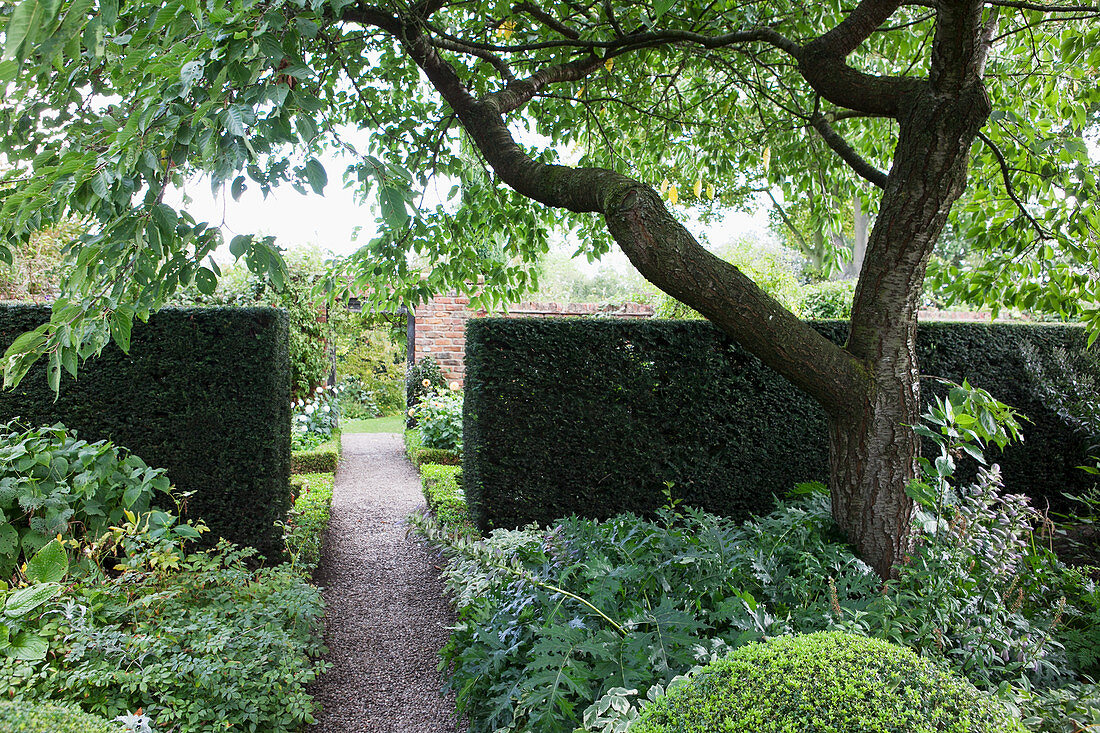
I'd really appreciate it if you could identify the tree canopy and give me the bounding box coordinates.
[2,0,1098,574]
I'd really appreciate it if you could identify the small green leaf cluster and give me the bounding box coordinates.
[282,472,335,573]
[0,699,122,733]
[0,421,170,577]
[632,632,1026,733]
[1,539,69,662]
[419,464,476,535]
[413,386,464,452]
[405,428,463,468]
[4,540,329,731]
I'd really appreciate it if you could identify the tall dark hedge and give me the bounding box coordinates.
[0,305,292,559]
[464,318,1096,532]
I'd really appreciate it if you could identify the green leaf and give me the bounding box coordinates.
[4,582,59,618]
[25,540,67,584]
[109,308,133,353]
[195,266,217,294]
[229,234,252,258]
[0,525,18,562]
[3,631,48,660]
[379,186,408,228]
[224,105,245,136]
[231,175,246,201]
[304,157,327,194]
[4,0,46,62]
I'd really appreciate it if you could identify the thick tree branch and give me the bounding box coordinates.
[810,0,904,57]
[351,11,869,417]
[798,0,922,116]
[488,55,603,113]
[432,37,516,81]
[985,0,1099,10]
[930,0,995,92]
[810,114,889,189]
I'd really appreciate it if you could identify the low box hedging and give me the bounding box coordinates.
[419,463,475,534]
[0,305,291,560]
[291,434,340,474]
[464,318,1097,532]
[404,428,461,467]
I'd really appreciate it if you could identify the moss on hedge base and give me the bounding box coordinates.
[0,700,123,732]
[631,632,1026,733]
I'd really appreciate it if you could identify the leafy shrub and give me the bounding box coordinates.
[0,699,123,732]
[798,279,855,319]
[2,540,70,663]
[414,386,463,451]
[336,376,382,419]
[632,632,1025,733]
[336,328,406,416]
[15,541,329,731]
[420,464,475,535]
[0,422,171,577]
[418,383,1091,733]
[283,472,335,572]
[406,355,446,426]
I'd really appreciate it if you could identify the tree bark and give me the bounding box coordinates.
[833,78,991,578]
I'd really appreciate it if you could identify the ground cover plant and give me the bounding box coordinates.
[414,383,1100,733]
[0,422,334,731]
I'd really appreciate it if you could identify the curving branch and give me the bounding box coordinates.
[977,130,1053,241]
[347,10,869,417]
[431,36,516,81]
[487,55,604,113]
[811,114,889,189]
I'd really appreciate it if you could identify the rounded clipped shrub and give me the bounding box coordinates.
[631,632,1026,733]
[0,700,122,732]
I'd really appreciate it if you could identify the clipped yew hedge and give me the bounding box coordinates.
[463,318,1095,532]
[0,305,292,560]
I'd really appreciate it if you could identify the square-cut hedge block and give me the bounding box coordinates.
[0,306,292,560]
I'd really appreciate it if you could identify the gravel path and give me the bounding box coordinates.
[308,433,463,733]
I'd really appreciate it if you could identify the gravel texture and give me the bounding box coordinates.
[308,433,464,733]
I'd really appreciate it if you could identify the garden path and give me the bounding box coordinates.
[308,432,464,732]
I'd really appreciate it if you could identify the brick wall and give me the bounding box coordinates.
[413,295,655,384]
[413,297,1005,385]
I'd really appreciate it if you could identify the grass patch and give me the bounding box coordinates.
[341,415,405,433]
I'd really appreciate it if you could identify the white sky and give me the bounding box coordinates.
[165,161,774,277]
